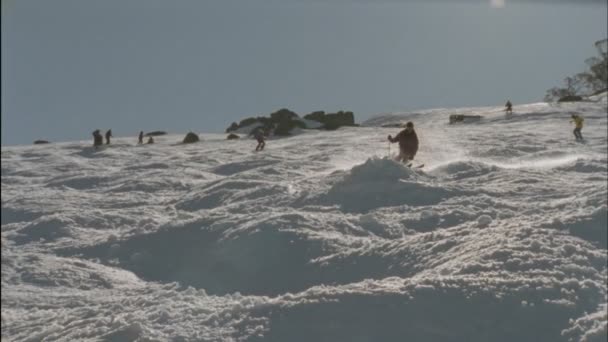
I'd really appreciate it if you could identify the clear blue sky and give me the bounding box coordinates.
[2,0,607,145]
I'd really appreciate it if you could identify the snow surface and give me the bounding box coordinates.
[2,98,607,341]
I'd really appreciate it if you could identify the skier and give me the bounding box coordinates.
[138,131,144,144]
[388,121,419,163]
[505,100,513,115]
[570,114,584,141]
[105,129,112,145]
[92,130,103,148]
[253,128,266,151]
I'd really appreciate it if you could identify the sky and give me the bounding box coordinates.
[1,0,607,145]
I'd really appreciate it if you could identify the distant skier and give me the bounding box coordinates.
[105,129,112,145]
[570,114,584,140]
[388,121,419,163]
[92,130,103,148]
[253,128,266,151]
[505,100,513,115]
[138,131,144,144]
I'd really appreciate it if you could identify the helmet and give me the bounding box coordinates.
[406,122,414,128]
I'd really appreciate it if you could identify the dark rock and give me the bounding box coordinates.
[324,111,355,130]
[303,111,326,122]
[183,132,200,144]
[226,122,239,133]
[226,108,356,135]
[33,140,50,144]
[145,131,167,137]
[274,120,306,136]
[304,110,355,130]
[270,108,299,122]
[227,133,240,140]
[239,117,259,128]
[558,95,583,102]
[449,115,482,124]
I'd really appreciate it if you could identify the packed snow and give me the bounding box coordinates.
[2,97,607,341]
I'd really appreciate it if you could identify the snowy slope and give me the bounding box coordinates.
[1,98,607,341]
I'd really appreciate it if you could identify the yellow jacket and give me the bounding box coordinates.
[571,116,584,129]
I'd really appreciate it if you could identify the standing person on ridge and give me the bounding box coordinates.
[138,131,144,144]
[388,121,419,163]
[505,100,513,115]
[570,114,584,141]
[92,129,103,148]
[105,129,112,145]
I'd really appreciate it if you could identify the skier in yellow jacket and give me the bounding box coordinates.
[570,114,584,141]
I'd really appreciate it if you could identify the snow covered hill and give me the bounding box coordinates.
[2,98,607,341]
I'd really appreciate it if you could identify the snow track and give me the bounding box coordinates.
[2,99,607,341]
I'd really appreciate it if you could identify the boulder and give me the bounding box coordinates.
[323,111,355,130]
[183,132,200,144]
[303,111,326,122]
[227,133,240,140]
[449,115,482,124]
[274,120,306,136]
[239,117,259,128]
[304,110,355,130]
[226,108,356,135]
[558,95,583,102]
[145,131,167,137]
[226,122,239,133]
[270,108,299,122]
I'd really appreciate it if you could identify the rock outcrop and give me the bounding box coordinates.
[183,132,200,144]
[145,131,167,137]
[226,108,356,136]
[558,95,583,102]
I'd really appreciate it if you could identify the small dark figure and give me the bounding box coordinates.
[138,131,144,144]
[505,100,513,115]
[388,121,419,162]
[92,130,103,148]
[147,136,155,144]
[570,114,584,140]
[253,129,266,151]
[105,129,112,145]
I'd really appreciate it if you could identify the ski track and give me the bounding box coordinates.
[1,98,607,341]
